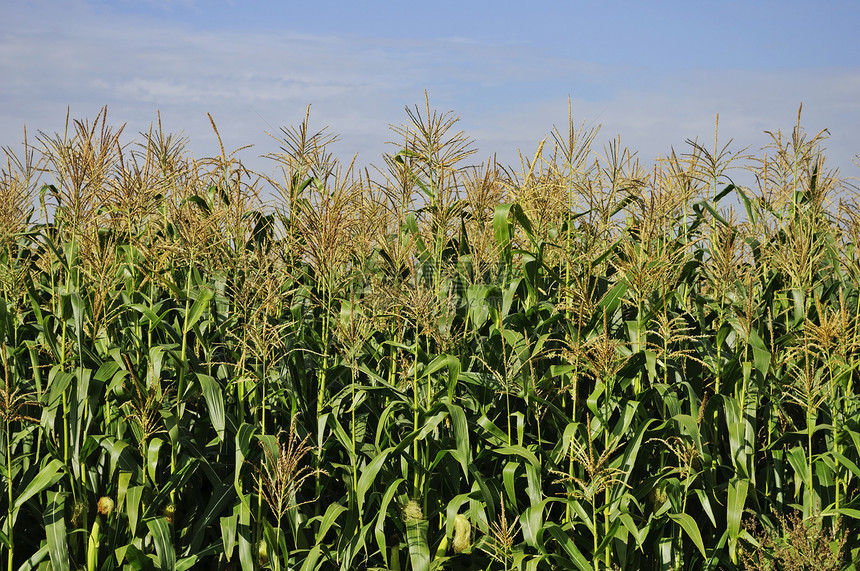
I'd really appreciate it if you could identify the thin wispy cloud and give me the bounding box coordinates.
[2,0,858,182]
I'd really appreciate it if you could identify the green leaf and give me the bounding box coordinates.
[17,543,50,571]
[198,373,226,442]
[831,451,860,479]
[44,367,74,408]
[147,437,164,484]
[184,287,213,334]
[597,279,628,317]
[733,185,758,226]
[405,519,430,571]
[494,445,540,468]
[374,477,405,565]
[128,303,175,336]
[125,485,143,534]
[787,445,812,490]
[668,512,706,557]
[299,545,322,571]
[521,498,552,547]
[727,477,749,563]
[220,510,238,562]
[595,517,622,557]
[238,494,254,571]
[493,203,515,265]
[45,491,69,571]
[444,401,471,477]
[186,480,235,556]
[617,512,645,550]
[147,458,199,517]
[12,459,64,517]
[503,461,519,508]
[99,437,134,483]
[420,354,455,379]
[175,555,199,571]
[68,291,85,346]
[392,412,448,456]
[316,502,347,543]
[357,450,390,513]
[465,284,495,329]
[693,488,718,528]
[405,212,430,262]
[748,330,771,377]
[235,423,256,495]
[545,524,592,571]
[146,517,176,570]
[824,507,860,521]
[724,396,752,477]
[508,202,537,246]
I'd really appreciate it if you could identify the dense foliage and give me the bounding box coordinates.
[2,103,860,570]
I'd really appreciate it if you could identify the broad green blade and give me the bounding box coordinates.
[146,517,176,570]
[198,373,226,441]
[668,512,706,557]
[12,459,64,517]
[44,491,69,571]
[405,519,429,571]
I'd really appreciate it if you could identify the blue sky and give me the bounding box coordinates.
[2,0,859,180]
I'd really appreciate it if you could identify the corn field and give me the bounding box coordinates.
[1,102,860,570]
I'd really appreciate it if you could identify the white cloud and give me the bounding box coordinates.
[2,1,858,187]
